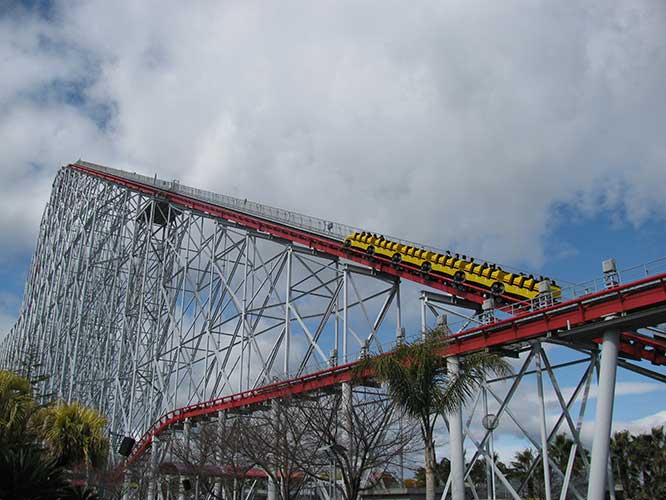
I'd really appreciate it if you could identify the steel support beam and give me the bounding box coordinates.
[447,354,465,500]
[535,343,552,500]
[587,329,620,500]
[267,478,277,500]
[147,436,160,500]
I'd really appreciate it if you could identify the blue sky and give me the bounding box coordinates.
[1,0,666,462]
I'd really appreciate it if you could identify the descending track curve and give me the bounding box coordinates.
[126,271,666,464]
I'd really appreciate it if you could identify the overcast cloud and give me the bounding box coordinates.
[1,0,665,269]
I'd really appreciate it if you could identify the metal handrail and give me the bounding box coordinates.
[74,160,513,269]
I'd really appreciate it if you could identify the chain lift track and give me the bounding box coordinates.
[69,162,551,308]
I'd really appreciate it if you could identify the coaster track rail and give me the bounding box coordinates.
[69,162,529,307]
[128,271,666,463]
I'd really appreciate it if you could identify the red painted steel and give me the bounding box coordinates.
[612,332,666,365]
[126,273,666,463]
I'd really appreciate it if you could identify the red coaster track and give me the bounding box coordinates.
[67,163,666,466]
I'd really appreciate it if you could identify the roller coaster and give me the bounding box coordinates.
[64,161,557,310]
[343,232,561,302]
[2,160,666,500]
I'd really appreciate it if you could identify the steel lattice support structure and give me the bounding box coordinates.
[2,160,666,500]
[416,291,665,500]
[0,165,404,445]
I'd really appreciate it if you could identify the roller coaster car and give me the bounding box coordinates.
[342,232,562,302]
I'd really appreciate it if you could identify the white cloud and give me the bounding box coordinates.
[430,373,666,462]
[1,1,665,270]
[0,291,20,342]
[579,410,666,446]
[541,380,665,408]
[0,313,14,342]
[613,410,666,435]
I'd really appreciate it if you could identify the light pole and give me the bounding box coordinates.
[482,412,499,500]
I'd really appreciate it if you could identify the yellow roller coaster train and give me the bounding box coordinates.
[343,232,561,302]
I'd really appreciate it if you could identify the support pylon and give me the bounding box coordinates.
[587,328,619,500]
[179,419,191,500]
[536,344,552,500]
[447,353,465,500]
[267,478,277,500]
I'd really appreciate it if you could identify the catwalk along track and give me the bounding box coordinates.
[70,162,555,308]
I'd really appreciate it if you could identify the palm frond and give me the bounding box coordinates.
[356,336,512,419]
[437,352,512,413]
[35,401,109,468]
[0,370,37,447]
[460,351,513,380]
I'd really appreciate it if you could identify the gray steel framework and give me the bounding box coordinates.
[0,166,403,444]
[419,294,664,500]
[1,164,665,500]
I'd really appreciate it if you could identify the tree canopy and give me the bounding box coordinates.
[358,329,511,500]
[0,370,107,499]
[0,369,37,448]
[33,402,109,469]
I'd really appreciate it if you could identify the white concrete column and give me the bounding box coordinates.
[214,411,224,498]
[396,282,405,344]
[587,329,620,500]
[343,268,348,362]
[284,247,292,376]
[267,399,279,500]
[339,382,353,500]
[447,354,465,500]
[121,473,131,500]
[420,294,427,340]
[341,381,353,446]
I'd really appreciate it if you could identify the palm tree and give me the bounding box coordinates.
[610,426,666,499]
[415,458,451,488]
[629,426,666,499]
[645,426,666,494]
[611,430,634,497]
[0,370,37,448]
[509,448,539,499]
[33,402,109,470]
[0,445,67,499]
[60,484,101,500]
[0,446,103,500]
[358,329,511,500]
[546,433,589,498]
